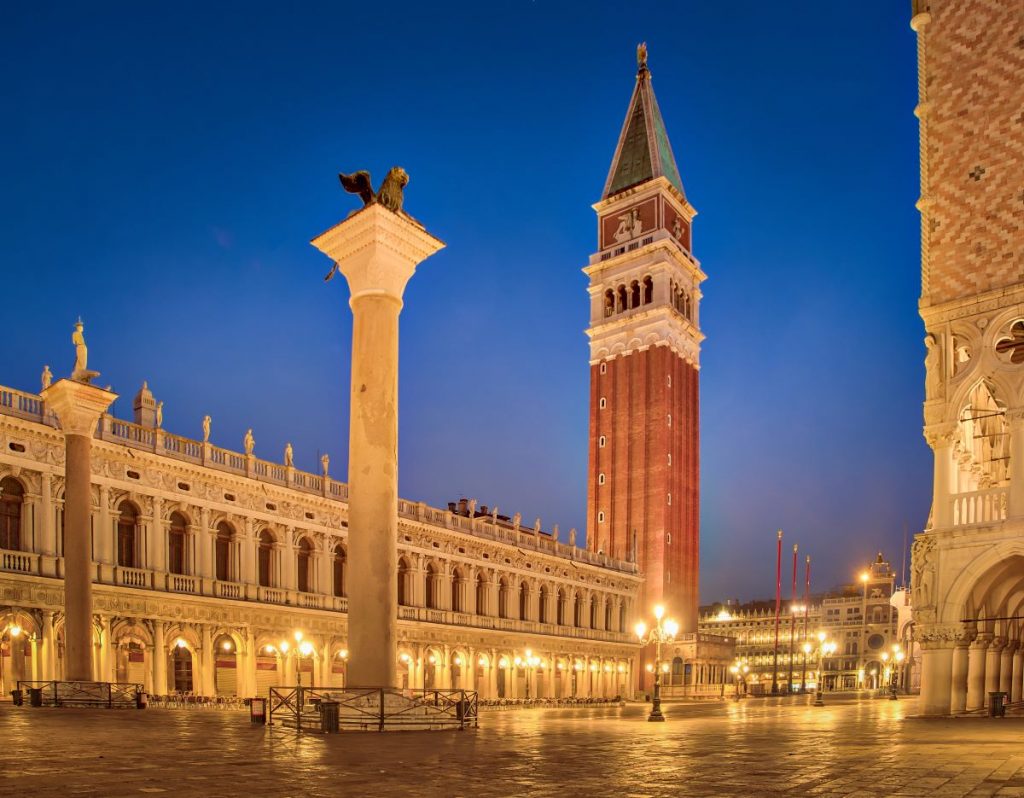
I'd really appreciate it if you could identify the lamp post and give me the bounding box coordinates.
[729,660,749,701]
[514,649,541,699]
[0,624,22,695]
[811,632,837,707]
[635,604,679,722]
[882,645,904,700]
[276,631,316,690]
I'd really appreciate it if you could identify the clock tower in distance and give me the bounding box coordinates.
[585,45,704,634]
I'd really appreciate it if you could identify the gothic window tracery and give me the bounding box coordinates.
[956,381,1010,489]
[996,321,1024,364]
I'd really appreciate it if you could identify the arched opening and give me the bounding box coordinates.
[616,285,627,313]
[117,501,139,568]
[573,594,583,628]
[557,589,566,626]
[475,573,487,615]
[167,512,188,575]
[604,601,612,630]
[296,537,313,593]
[171,644,193,693]
[0,478,24,552]
[604,289,615,318]
[426,562,439,609]
[333,544,346,597]
[397,557,410,606]
[629,280,640,309]
[538,586,549,624]
[619,602,626,632]
[642,276,653,304]
[518,581,529,620]
[589,598,599,629]
[215,522,235,582]
[451,567,465,613]
[214,635,238,696]
[424,650,439,689]
[257,529,275,587]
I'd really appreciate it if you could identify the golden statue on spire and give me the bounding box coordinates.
[637,42,648,71]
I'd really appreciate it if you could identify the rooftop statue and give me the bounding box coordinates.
[202,414,211,443]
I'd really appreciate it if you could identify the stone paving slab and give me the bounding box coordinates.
[2,696,1024,797]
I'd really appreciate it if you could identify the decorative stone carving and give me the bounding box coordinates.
[320,453,329,476]
[41,365,52,391]
[284,443,294,468]
[924,333,943,399]
[71,319,100,384]
[911,534,936,611]
[202,415,211,443]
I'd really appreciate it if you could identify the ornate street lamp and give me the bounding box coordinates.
[810,632,837,707]
[730,659,749,700]
[635,604,679,722]
[882,645,905,700]
[514,649,541,699]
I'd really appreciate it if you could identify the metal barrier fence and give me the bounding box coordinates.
[16,680,142,709]
[268,686,478,732]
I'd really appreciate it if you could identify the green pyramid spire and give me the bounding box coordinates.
[603,45,685,200]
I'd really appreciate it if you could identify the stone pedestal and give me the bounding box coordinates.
[41,379,118,681]
[312,203,444,687]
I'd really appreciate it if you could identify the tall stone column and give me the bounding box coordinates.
[985,638,1006,701]
[1012,646,1024,704]
[920,640,955,716]
[41,379,117,681]
[925,424,957,528]
[1000,641,1016,695]
[950,643,970,713]
[152,620,167,695]
[966,634,991,710]
[312,201,444,687]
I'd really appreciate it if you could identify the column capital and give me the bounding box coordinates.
[311,203,445,304]
[41,379,117,436]
[923,421,958,449]
[918,623,964,650]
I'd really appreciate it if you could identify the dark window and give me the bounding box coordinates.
[475,574,487,615]
[172,646,193,693]
[498,579,509,619]
[557,590,566,626]
[168,512,187,575]
[215,522,233,582]
[258,530,274,587]
[117,502,138,568]
[398,558,410,606]
[539,587,548,624]
[519,582,529,620]
[426,563,439,609]
[296,537,313,593]
[451,569,464,612]
[0,477,24,551]
[333,545,346,597]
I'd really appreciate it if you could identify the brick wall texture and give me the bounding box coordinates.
[918,0,1024,305]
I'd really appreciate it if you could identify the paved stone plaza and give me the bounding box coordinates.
[2,696,1024,797]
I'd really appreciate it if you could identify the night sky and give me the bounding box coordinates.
[1,2,927,603]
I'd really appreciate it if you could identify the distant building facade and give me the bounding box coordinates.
[700,554,899,693]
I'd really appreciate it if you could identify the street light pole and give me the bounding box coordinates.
[812,633,837,707]
[636,605,679,723]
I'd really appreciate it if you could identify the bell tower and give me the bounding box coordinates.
[585,45,705,632]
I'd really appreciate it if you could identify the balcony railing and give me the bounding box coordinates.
[215,581,243,600]
[394,604,633,644]
[116,566,151,589]
[951,487,1008,527]
[0,548,38,575]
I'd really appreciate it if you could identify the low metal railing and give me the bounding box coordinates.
[16,679,142,708]
[268,685,478,732]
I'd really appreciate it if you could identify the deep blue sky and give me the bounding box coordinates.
[1,2,926,602]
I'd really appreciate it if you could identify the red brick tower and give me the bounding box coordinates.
[585,45,704,633]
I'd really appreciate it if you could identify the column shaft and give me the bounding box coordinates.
[966,643,988,710]
[64,433,94,681]
[950,645,969,713]
[346,295,401,688]
[920,645,954,716]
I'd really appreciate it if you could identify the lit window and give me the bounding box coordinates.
[667,493,672,506]
[667,375,672,388]
[600,397,607,410]
[598,473,606,485]
[598,511,605,523]
[667,453,672,466]
[666,533,672,544]
[599,436,606,448]
[667,414,672,427]
[600,362,607,375]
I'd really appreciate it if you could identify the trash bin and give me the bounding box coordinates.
[250,697,267,725]
[28,688,42,707]
[320,700,339,733]
[10,690,22,706]
[136,691,148,710]
[989,691,1007,717]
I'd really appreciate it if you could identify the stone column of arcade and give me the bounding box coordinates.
[42,324,117,682]
[312,181,444,687]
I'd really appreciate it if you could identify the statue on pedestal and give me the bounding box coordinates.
[156,401,164,428]
[202,415,211,443]
[569,528,577,547]
[284,442,294,467]
[70,319,100,384]
[41,365,52,391]
[320,452,330,476]
[243,429,255,456]
[552,524,560,542]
